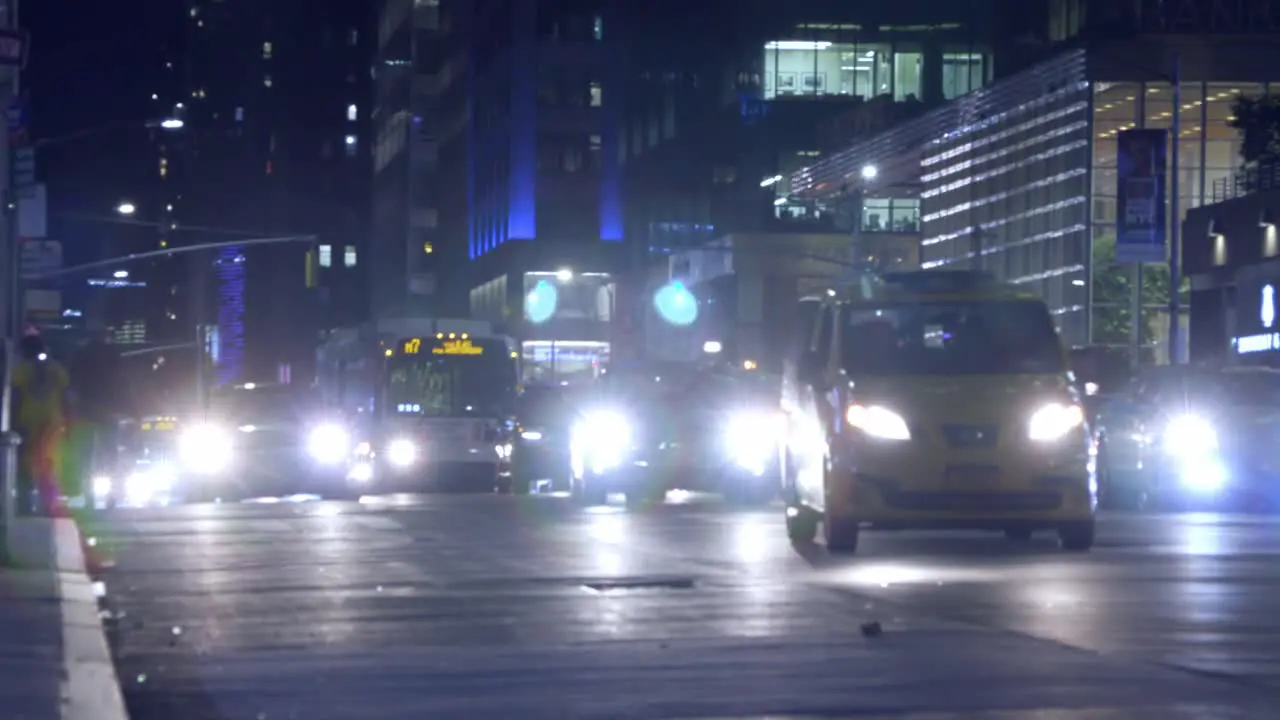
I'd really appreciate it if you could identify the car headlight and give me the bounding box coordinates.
[126,463,176,501]
[307,423,350,464]
[387,438,416,466]
[1163,414,1218,457]
[1028,403,1085,442]
[725,411,780,460]
[845,404,911,440]
[572,410,631,472]
[179,425,233,473]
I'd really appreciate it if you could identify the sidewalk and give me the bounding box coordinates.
[1,517,128,720]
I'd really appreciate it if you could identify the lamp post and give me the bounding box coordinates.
[850,164,877,273]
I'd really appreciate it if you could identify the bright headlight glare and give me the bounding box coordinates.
[308,423,350,464]
[577,411,631,447]
[572,410,631,471]
[179,425,233,472]
[1028,403,1085,441]
[387,438,416,466]
[726,411,780,457]
[845,404,910,440]
[1163,414,1218,457]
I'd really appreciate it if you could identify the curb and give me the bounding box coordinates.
[49,518,130,720]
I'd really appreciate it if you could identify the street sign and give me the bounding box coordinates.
[16,182,45,238]
[10,145,32,188]
[24,289,60,320]
[20,239,61,280]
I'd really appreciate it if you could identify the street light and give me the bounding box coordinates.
[156,118,184,130]
[861,164,878,180]
[116,201,136,216]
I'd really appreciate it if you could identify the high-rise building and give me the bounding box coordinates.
[791,0,1280,359]
[616,0,1006,365]
[373,0,625,383]
[370,1,1007,375]
[170,0,372,385]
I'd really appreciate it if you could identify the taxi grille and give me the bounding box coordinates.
[885,491,1061,512]
[939,424,999,449]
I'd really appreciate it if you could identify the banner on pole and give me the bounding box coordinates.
[1115,128,1168,264]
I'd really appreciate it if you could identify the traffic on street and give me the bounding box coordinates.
[71,270,1280,717]
[92,496,1280,719]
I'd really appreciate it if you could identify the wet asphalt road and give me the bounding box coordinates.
[87,495,1280,719]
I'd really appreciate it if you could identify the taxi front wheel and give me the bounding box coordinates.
[825,513,860,553]
[1058,521,1096,552]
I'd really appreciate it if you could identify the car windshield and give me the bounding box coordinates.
[842,300,1065,376]
[208,386,321,424]
[1174,371,1280,405]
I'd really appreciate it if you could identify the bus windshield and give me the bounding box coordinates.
[842,300,1065,376]
[385,350,516,418]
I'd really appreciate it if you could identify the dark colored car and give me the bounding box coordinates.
[567,364,781,506]
[505,384,576,493]
[178,384,355,501]
[1095,365,1280,510]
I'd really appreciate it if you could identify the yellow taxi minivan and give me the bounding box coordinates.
[778,270,1096,553]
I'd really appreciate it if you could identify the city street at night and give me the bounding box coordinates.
[90,494,1280,719]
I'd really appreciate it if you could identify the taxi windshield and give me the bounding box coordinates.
[841,299,1064,376]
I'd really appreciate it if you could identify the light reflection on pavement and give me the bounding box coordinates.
[90,497,1280,719]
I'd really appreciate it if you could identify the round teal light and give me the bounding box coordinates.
[525,280,558,324]
[653,281,698,326]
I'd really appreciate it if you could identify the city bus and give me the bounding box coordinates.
[347,331,520,492]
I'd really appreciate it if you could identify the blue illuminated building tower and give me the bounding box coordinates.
[372,0,625,382]
[214,248,246,386]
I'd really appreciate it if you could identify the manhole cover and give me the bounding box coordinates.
[582,577,696,592]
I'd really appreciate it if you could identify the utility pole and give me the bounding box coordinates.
[1,0,22,560]
[1167,51,1182,364]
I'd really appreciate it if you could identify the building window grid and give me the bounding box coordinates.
[919,77,1267,346]
[1088,80,1270,345]
[920,85,1093,342]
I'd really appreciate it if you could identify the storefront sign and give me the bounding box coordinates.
[1116,129,1168,264]
[1234,282,1280,354]
[1135,0,1280,34]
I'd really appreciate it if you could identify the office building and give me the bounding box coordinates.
[793,10,1280,355]
[1184,165,1280,365]
[623,0,1006,366]
[173,0,371,385]
[373,0,626,383]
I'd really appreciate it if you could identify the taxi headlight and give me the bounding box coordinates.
[387,438,416,467]
[1163,414,1218,457]
[845,404,911,440]
[179,425,233,473]
[307,423,350,464]
[1028,403,1085,442]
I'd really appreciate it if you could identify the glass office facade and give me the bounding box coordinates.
[761,29,990,103]
[918,54,1092,343]
[795,47,1280,348]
